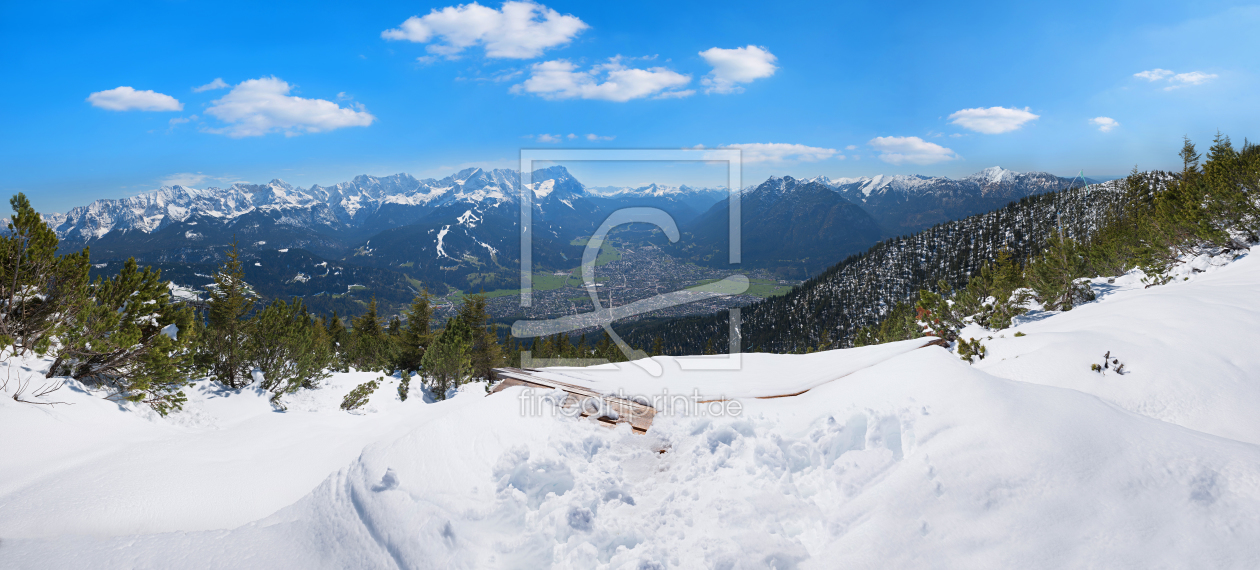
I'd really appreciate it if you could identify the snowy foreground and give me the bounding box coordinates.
[4,252,1260,569]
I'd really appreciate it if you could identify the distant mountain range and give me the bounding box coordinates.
[621,176,1132,354]
[42,165,1093,315]
[670,167,1093,276]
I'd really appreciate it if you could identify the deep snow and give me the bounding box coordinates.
[2,250,1259,569]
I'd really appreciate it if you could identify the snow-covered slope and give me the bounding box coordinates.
[974,249,1260,444]
[2,249,1259,569]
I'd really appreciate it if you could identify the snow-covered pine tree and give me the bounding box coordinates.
[248,298,332,397]
[49,257,196,414]
[0,193,91,357]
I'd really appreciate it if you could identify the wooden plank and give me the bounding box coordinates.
[490,336,940,430]
[489,368,655,434]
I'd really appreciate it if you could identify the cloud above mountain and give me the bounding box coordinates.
[868,136,958,165]
[512,57,693,101]
[1133,68,1218,90]
[720,143,840,163]
[204,77,375,138]
[948,106,1039,134]
[1090,117,1120,132]
[1134,68,1174,81]
[87,86,182,112]
[193,78,229,92]
[382,1,587,59]
[699,45,777,94]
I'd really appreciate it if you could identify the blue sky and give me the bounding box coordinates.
[3,0,1258,213]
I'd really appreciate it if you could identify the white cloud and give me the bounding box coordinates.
[512,58,692,101]
[161,173,209,187]
[1133,68,1217,90]
[160,172,246,187]
[1167,71,1217,90]
[87,86,182,111]
[193,78,229,92]
[719,143,840,163]
[535,133,562,143]
[698,45,777,94]
[166,114,199,132]
[868,136,959,165]
[1090,117,1120,132]
[1134,69,1174,81]
[381,1,587,59]
[204,77,375,138]
[845,145,857,150]
[947,106,1039,134]
[586,133,614,141]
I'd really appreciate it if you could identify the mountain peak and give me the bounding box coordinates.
[968,166,1017,184]
[531,165,574,183]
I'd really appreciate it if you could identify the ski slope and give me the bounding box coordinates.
[2,249,1259,568]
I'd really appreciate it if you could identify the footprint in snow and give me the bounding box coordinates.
[372,468,399,492]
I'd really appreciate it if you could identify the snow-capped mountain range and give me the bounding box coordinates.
[585,183,725,198]
[32,164,1092,318]
[43,166,1085,247]
[788,166,1083,201]
[45,168,523,243]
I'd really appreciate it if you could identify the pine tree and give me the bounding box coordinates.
[396,290,433,372]
[422,316,473,401]
[398,370,411,401]
[1026,235,1093,311]
[248,298,332,398]
[51,257,195,414]
[325,311,349,371]
[349,297,387,371]
[0,193,91,356]
[1202,133,1260,241]
[456,293,502,381]
[203,239,255,388]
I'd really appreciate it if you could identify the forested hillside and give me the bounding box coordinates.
[619,177,1134,353]
[620,136,1259,355]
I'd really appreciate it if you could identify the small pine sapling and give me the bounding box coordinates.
[958,337,987,363]
[341,378,380,411]
[398,370,411,401]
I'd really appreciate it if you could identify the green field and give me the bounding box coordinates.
[569,238,622,266]
[446,270,585,302]
[446,240,622,302]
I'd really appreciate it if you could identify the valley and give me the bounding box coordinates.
[56,165,1084,324]
[435,239,796,324]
